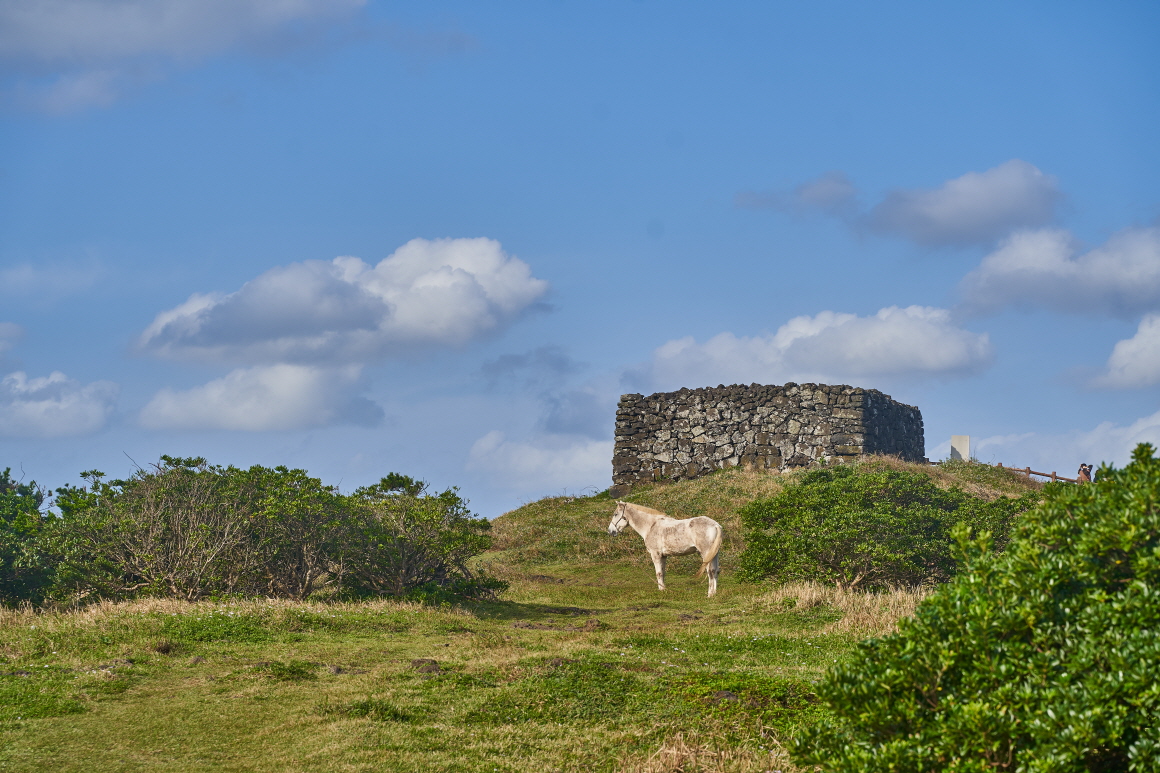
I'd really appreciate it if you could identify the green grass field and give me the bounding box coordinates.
[0,462,1036,772]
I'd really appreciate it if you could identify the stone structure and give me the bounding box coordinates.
[609,382,924,497]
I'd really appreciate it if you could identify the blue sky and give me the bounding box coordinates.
[2,1,1159,516]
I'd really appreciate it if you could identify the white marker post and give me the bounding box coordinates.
[950,435,970,462]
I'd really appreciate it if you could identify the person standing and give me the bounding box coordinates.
[1077,464,1092,483]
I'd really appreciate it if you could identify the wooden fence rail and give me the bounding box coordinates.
[930,460,1079,483]
[994,463,1077,483]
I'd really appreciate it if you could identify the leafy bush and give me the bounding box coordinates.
[48,460,267,601]
[0,468,50,604]
[794,444,1160,771]
[738,464,1036,589]
[46,458,344,601]
[341,475,502,599]
[32,459,501,605]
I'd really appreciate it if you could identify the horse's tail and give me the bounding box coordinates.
[695,521,723,579]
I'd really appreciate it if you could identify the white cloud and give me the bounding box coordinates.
[139,364,380,431]
[867,160,1061,246]
[639,306,992,391]
[0,370,118,438]
[1091,314,1160,389]
[0,323,23,354]
[0,0,365,111]
[739,161,1060,247]
[960,226,1160,316]
[139,238,549,365]
[467,431,612,493]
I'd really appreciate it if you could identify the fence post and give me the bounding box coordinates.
[1051,471,1057,482]
[1025,467,1031,477]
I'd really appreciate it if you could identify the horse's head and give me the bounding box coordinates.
[607,501,629,535]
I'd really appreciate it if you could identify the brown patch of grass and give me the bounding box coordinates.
[754,581,927,638]
[0,596,456,640]
[618,731,800,773]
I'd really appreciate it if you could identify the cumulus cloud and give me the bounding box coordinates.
[0,0,365,111]
[1091,314,1160,389]
[739,160,1061,248]
[0,323,23,354]
[139,364,381,431]
[866,160,1061,246]
[0,370,118,437]
[638,306,992,392]
[960,226,1160,316]
[139,238,549,365]
[467,431,612,493]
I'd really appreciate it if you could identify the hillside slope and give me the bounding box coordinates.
[485,458,1042,573]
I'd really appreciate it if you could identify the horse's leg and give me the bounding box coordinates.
[707,554,720,598]
[651,552,667,591]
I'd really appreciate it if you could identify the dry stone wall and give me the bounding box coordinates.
[610,382,923,497]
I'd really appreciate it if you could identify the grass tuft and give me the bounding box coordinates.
[253,659,317,681]
[320,696,412,722]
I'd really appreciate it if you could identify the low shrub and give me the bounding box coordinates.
[341,475,501,598]
[0,468,50,604]
[793,443,1160,771]
[738,464,1037,589]
[7,459,502,606]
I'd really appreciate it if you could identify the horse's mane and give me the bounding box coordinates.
[622,502,666,516]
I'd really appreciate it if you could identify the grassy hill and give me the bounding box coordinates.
[487,457,1039,573]
[0,459,1040,773]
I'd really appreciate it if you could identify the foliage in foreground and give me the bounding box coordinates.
[795,444,1160,771]
[738,463,1038,589]
[7,459,501,605]
[1,468,50,604]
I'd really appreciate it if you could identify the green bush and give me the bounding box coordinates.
[33,459,501,605]
[341,475,502,599]
[46,458,344,601]
[737,464,1036,589]
[794,444,1160,771]
[0,468,50,604]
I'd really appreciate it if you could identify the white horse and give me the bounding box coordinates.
[607,501,723,597]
